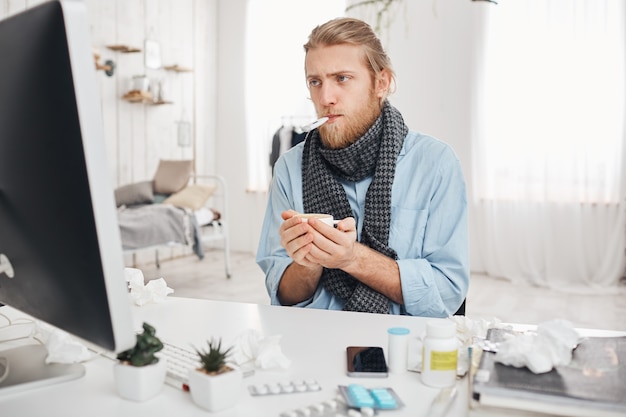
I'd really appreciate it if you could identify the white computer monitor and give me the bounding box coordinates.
[0,0,135,394]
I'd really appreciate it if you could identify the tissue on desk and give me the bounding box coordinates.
[125,267,174,306]
[494,318,580,374]
[34,322,92,364]
[231,330,291,371]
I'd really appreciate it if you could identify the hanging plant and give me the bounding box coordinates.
[345,0,404,36]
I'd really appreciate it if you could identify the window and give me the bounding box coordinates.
[471,0,626,288]
[474,0,625,203]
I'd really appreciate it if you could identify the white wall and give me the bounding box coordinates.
[214,0,268,254]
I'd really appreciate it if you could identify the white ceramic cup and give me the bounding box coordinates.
[294,213,334,227]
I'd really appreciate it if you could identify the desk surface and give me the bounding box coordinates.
[0,297,622,417]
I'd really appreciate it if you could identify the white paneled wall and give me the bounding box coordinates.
[0,0,218,189]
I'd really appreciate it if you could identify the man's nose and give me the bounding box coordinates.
[318,83,337,107]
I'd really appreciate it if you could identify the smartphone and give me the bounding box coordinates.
[346,346,388,378]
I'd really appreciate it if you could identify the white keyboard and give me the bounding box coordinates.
[160,342,201,390]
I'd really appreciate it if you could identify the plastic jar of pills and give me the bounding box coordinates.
[387,327,410,373]
[421,320,458,388]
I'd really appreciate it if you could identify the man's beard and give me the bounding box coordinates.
[318,92,381,150]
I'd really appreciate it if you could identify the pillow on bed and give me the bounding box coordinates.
[153,159,193,194]
[163,184,217,211]
[152,192,170,204]
[114,180,154,207]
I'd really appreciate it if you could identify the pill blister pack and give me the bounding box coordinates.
[338,384,404,410]
[248,380,321,396]
[279,395,377,417]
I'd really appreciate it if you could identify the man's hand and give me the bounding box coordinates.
[278,209,340,305]
[280,210,357,267]
[279,210,317,268]
[301,216,358,270]
[278,210,402,305]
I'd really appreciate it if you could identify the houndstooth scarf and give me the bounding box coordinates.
[301,101,408,314]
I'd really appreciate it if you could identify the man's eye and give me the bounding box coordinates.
[337,75,349,82]
[307,79,320,88]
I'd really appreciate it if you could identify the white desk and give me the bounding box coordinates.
[1,297,471,416]
[1,298,622,416]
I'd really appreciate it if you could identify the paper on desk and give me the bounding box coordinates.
[494,318,580,374]
[231,329,291,371]
[125,267,174,306]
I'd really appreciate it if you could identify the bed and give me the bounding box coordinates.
[114,160,231,278]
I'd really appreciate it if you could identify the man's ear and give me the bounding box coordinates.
[375,69,392,99]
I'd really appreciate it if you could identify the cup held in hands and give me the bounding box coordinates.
[295,213,334,227]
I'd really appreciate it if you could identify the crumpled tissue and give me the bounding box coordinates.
[35,322,92,364]
[494,318,581,374]
[231,329,291,371]
[125,267,174,306]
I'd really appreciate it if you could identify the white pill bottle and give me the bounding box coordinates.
[421,320,458,388]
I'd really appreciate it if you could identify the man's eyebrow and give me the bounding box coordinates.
[307,70,356,79]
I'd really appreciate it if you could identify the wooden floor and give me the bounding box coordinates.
[134,248,626,332]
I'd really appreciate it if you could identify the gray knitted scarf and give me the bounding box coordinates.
[301,101,408,314]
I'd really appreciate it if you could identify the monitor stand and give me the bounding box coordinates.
[0,344,85,396]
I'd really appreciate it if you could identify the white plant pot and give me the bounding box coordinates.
[188,367,243,412]
[113,359,166,402]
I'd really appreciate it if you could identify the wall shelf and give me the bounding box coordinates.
[107,44,141,53]
[163,64,193,72]
[122,91,172,105]
[122,90,152,103]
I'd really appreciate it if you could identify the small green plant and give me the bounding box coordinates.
[117,322,163,366]
[194,337,234,375]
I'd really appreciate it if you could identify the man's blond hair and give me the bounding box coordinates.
[304,17,396,97]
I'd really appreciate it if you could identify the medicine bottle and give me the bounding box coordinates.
[421,320,458,388]
[387,327,410,373]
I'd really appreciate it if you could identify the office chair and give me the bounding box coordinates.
[454,299,466,316]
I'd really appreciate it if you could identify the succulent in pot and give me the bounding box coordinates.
[188,337,243,412]
[113,322,166,401]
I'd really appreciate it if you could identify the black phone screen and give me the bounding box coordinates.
[346,346,388,377]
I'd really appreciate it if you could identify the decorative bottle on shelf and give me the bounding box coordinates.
[132,74,149,92]
[421,320,458,388]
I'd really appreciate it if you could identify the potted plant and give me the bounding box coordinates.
[113,322,166,402]
[188,337,243,412]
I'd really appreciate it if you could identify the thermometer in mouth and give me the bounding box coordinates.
[300,116,329,133]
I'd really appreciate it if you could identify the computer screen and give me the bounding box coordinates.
[0,0,135,394]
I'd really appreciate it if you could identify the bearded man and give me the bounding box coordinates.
[256,17,469,317]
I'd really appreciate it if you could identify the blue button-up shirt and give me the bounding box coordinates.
[256,130,469,317]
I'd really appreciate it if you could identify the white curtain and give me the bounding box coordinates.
[244,0,346,192]
[473,0,626,291]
